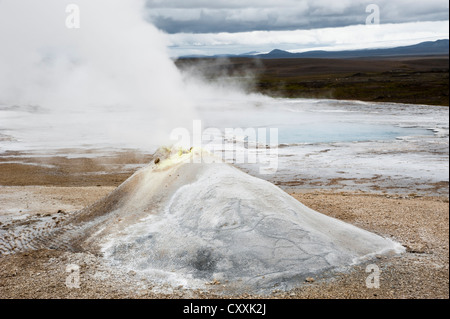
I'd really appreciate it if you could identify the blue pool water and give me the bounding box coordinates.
[276,123,434,144]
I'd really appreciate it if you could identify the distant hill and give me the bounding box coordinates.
[179,39,449,59]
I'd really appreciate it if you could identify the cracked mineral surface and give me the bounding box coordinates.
[5,148,400,293]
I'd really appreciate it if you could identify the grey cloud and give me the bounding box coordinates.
[145,0,449,33]
[146,0,306,9]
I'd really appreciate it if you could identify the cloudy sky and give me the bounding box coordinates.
[144,0,449,57]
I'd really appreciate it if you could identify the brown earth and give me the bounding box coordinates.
[176,56,449,106]
[0,150,152,187]
[0,154,448,299]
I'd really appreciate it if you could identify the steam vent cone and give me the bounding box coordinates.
[69,147,404,292]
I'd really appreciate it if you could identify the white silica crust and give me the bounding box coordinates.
[97,149,404,292]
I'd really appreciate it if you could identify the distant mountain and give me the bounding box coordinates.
[258,39,449,59]
[262,49,294,58]
[178,39,449,59]
[239,51,260,56]
[179,51,262,59]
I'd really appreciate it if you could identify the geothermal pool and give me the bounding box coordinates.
[276,123,432,144]
[0,97,448,195]
[199,97,449,195]
[199,98,437,143]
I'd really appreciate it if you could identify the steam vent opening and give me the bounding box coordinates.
[49,147,403,294]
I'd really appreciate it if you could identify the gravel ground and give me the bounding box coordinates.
[0,187,447,299]
[0,155,448,299]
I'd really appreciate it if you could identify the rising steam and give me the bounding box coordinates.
[0,0,196,150]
